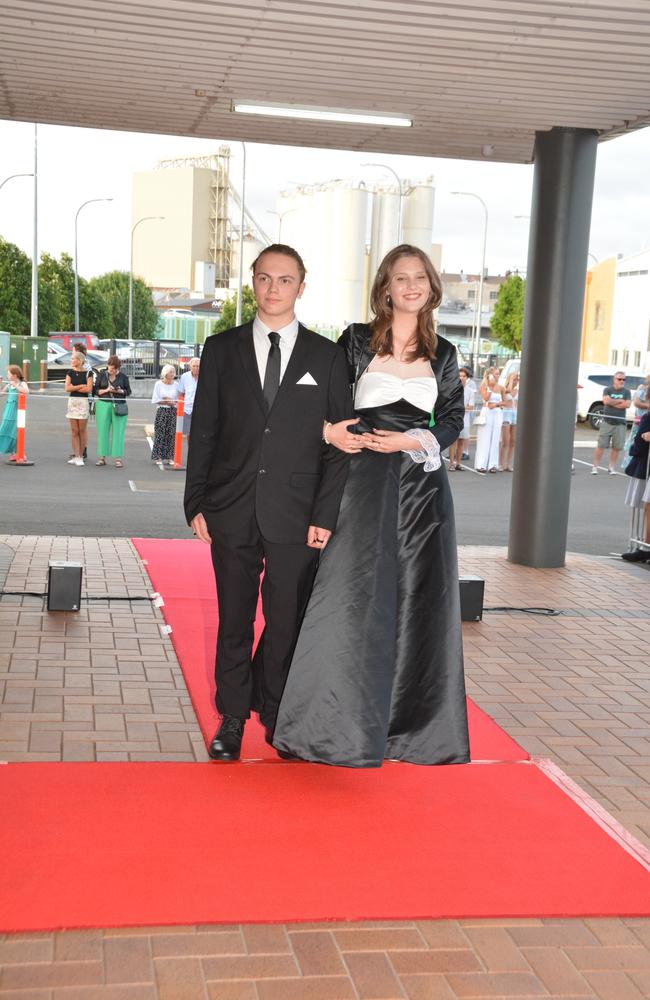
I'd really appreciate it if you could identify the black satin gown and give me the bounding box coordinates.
[273,369,470,768]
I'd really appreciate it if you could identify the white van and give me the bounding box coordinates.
[497,359,644,429]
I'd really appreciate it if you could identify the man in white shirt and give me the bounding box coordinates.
[178,357,200,441]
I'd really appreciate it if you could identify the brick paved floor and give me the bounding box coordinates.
[1,536,649,999]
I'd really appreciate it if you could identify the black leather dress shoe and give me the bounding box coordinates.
[208,716,245,761]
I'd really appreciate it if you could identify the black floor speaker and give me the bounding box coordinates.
[47,561,83,612]
[459,576,485,621]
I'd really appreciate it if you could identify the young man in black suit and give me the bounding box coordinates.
[184,245,352,761]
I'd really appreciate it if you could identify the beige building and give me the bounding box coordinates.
[132,155,231,292]
[441,272,508,312]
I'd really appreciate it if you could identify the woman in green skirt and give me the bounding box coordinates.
[94,355,131,467]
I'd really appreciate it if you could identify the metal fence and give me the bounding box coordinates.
[104,340,204,379]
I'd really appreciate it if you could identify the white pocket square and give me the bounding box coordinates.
[296,372,317,385]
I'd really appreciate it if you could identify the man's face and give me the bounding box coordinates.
[190,360,200,376]
[613,374,626,389]
[252,252,305,321]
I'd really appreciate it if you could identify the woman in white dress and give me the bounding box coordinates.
[475,369,505,473]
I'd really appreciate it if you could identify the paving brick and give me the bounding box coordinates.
[344,952,405,998]
[289,931,346,975]
[53,930,103,961]
[462,927,529,972]
[255,977,356,1000]
[398,974,457,999]
[202,955,297,980]
[445,971,547,996]
[0,990,54,1000]
[151,933,245,957]
[241,925,290,954]
[153,956,207,1000]
[566,946,650,971]
[334,929,425,952]
[0,937,54,963]
[207,984,259,1000]
[416,922,471,950]
[584,917,644,946]
[104,935,154,983]
[389,950,481,975]
[0,960,104,989]
[522,946,591,994]
[583,969,646,999]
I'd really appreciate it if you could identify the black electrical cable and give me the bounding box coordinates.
[0,591,154,601]
[484,606,560,616]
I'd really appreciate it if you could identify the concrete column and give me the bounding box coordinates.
[508,127,598,568]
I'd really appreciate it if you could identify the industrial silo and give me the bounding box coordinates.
[402,178,435,255]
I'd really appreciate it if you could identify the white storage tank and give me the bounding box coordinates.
[402,178,435,255]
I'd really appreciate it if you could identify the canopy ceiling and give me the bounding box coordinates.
[2,0,650,163]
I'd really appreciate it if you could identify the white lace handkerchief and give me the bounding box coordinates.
[296,372,317,385]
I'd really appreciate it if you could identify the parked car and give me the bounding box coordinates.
[160,343,196,367]
[96,339,147,378]
[97,339,136,359]
[48,332,101,351]
[47,348,108,380]
[577,364,645,429]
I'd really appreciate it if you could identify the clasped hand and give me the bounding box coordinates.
[327,418,416,454]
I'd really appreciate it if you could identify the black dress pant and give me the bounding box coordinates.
[205,511,319,729]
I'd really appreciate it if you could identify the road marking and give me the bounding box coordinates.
[572,458,625,475]
[128,480,137,492]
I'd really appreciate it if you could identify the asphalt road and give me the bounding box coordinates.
[0,389,637,557]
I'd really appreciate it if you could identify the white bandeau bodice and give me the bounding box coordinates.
[355,370,438,413]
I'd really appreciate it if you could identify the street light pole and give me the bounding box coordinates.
[0,172,33,193]
[129,216,164,338]
[31,125,38,338]
[363,162,403,243]
[74,198,113,333]
[267,208,297,242]
[236,142,247,326]
[452,191,488,372]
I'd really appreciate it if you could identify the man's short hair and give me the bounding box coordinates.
[251,244,306,283]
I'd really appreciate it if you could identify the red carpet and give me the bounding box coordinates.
[2,759,650,932]
[132,538,528,763]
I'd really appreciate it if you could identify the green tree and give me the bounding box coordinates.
[39,252,113,337]
[212,285,257,333]
[490,274,526,353]
[0,238,31,335]
[89,270,159,340]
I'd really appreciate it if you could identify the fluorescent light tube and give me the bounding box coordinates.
[232,101,412,128]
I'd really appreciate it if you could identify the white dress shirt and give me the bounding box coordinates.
[252,315,299,385]
[178,370,198,414]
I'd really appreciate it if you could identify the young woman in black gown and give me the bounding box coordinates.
[273,245,470,768]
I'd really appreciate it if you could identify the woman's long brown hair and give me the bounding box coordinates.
[369,244,442,361]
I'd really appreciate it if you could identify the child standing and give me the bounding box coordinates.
[0,365,30,460]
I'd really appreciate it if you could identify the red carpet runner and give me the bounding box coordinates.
[2,538,649,933]
[132,538,528,763]
[2,760,650,931]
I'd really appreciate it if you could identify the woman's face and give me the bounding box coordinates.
[459,370,467,385]
[108,364,117,377]
[71,354,83,370]
[388,256,431,315]
[487,373,496,387]
[163,371,174,383]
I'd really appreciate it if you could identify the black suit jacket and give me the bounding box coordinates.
[339,324,464,451]
[184,321,353,543]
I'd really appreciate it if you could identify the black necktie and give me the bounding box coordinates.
[262,331,281,412]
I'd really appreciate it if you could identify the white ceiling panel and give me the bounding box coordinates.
[1,0,649,162]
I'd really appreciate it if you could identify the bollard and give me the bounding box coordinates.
[39,359,47,392]
[22,359,30,386]
[171,396,185,470]
[8,391,34,466]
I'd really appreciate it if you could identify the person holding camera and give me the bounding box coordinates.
[94,355,131,468]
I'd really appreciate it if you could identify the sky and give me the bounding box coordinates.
[1,119,649,282]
